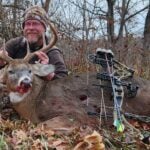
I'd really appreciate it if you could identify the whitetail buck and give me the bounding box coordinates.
[0,21,150,130]
[0,19,98,129]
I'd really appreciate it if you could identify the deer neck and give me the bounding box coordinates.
[10,76,45,123]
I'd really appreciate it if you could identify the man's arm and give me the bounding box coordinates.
[0,37,23,67]
[47,48,68,79]
[35,48,68,80]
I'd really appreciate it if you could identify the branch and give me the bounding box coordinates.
[68,0,106,17]
[125,5,149,22]
[2,4,25,10]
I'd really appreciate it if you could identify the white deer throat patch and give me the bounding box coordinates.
[9,91,30,104]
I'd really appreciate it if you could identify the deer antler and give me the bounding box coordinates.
[0,39,13,63]
[24,19,58,62]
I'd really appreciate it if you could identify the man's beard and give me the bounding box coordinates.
[27,34,43,46]
[26,34,43,51]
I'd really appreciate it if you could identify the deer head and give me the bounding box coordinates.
[0,19,57,103]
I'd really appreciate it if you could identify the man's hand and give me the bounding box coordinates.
[35,51,49,64]
[35,51,55,80]
[45,72,55,80]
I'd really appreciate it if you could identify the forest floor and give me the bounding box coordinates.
[0,73,149,149]
[0,104,149,150]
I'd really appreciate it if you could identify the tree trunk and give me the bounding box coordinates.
[143,4,150,79]
[106,0,115,50]
[43,0,51,13]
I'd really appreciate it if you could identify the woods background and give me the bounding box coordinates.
[0,0,150,79]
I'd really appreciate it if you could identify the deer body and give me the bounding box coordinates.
[0,59,150,129]
[0,59,94,128]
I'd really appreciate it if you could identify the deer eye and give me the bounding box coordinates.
[29,70,32,74]
[8,70,15,74]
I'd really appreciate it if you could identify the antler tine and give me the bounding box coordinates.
[24,19,58,62]
[42,32,46,47]
[39,20,58,52]
[0,39,13,63]
[24,39,35,60]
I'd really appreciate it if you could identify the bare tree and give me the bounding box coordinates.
[0,0,149,77]
[106,0,115,48]
[143,2,150,79]
[41,0,51,13]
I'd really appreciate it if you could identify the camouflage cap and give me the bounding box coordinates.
[22,5,49,30]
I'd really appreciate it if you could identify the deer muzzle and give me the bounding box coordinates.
[16,78,32,94]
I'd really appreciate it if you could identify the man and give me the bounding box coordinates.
[0,5,68,80]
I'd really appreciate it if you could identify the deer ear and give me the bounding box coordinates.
[32,63,55,77]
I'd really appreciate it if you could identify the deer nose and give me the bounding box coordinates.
[20,78,32,87]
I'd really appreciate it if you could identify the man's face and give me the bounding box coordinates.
[23,20,45,45]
